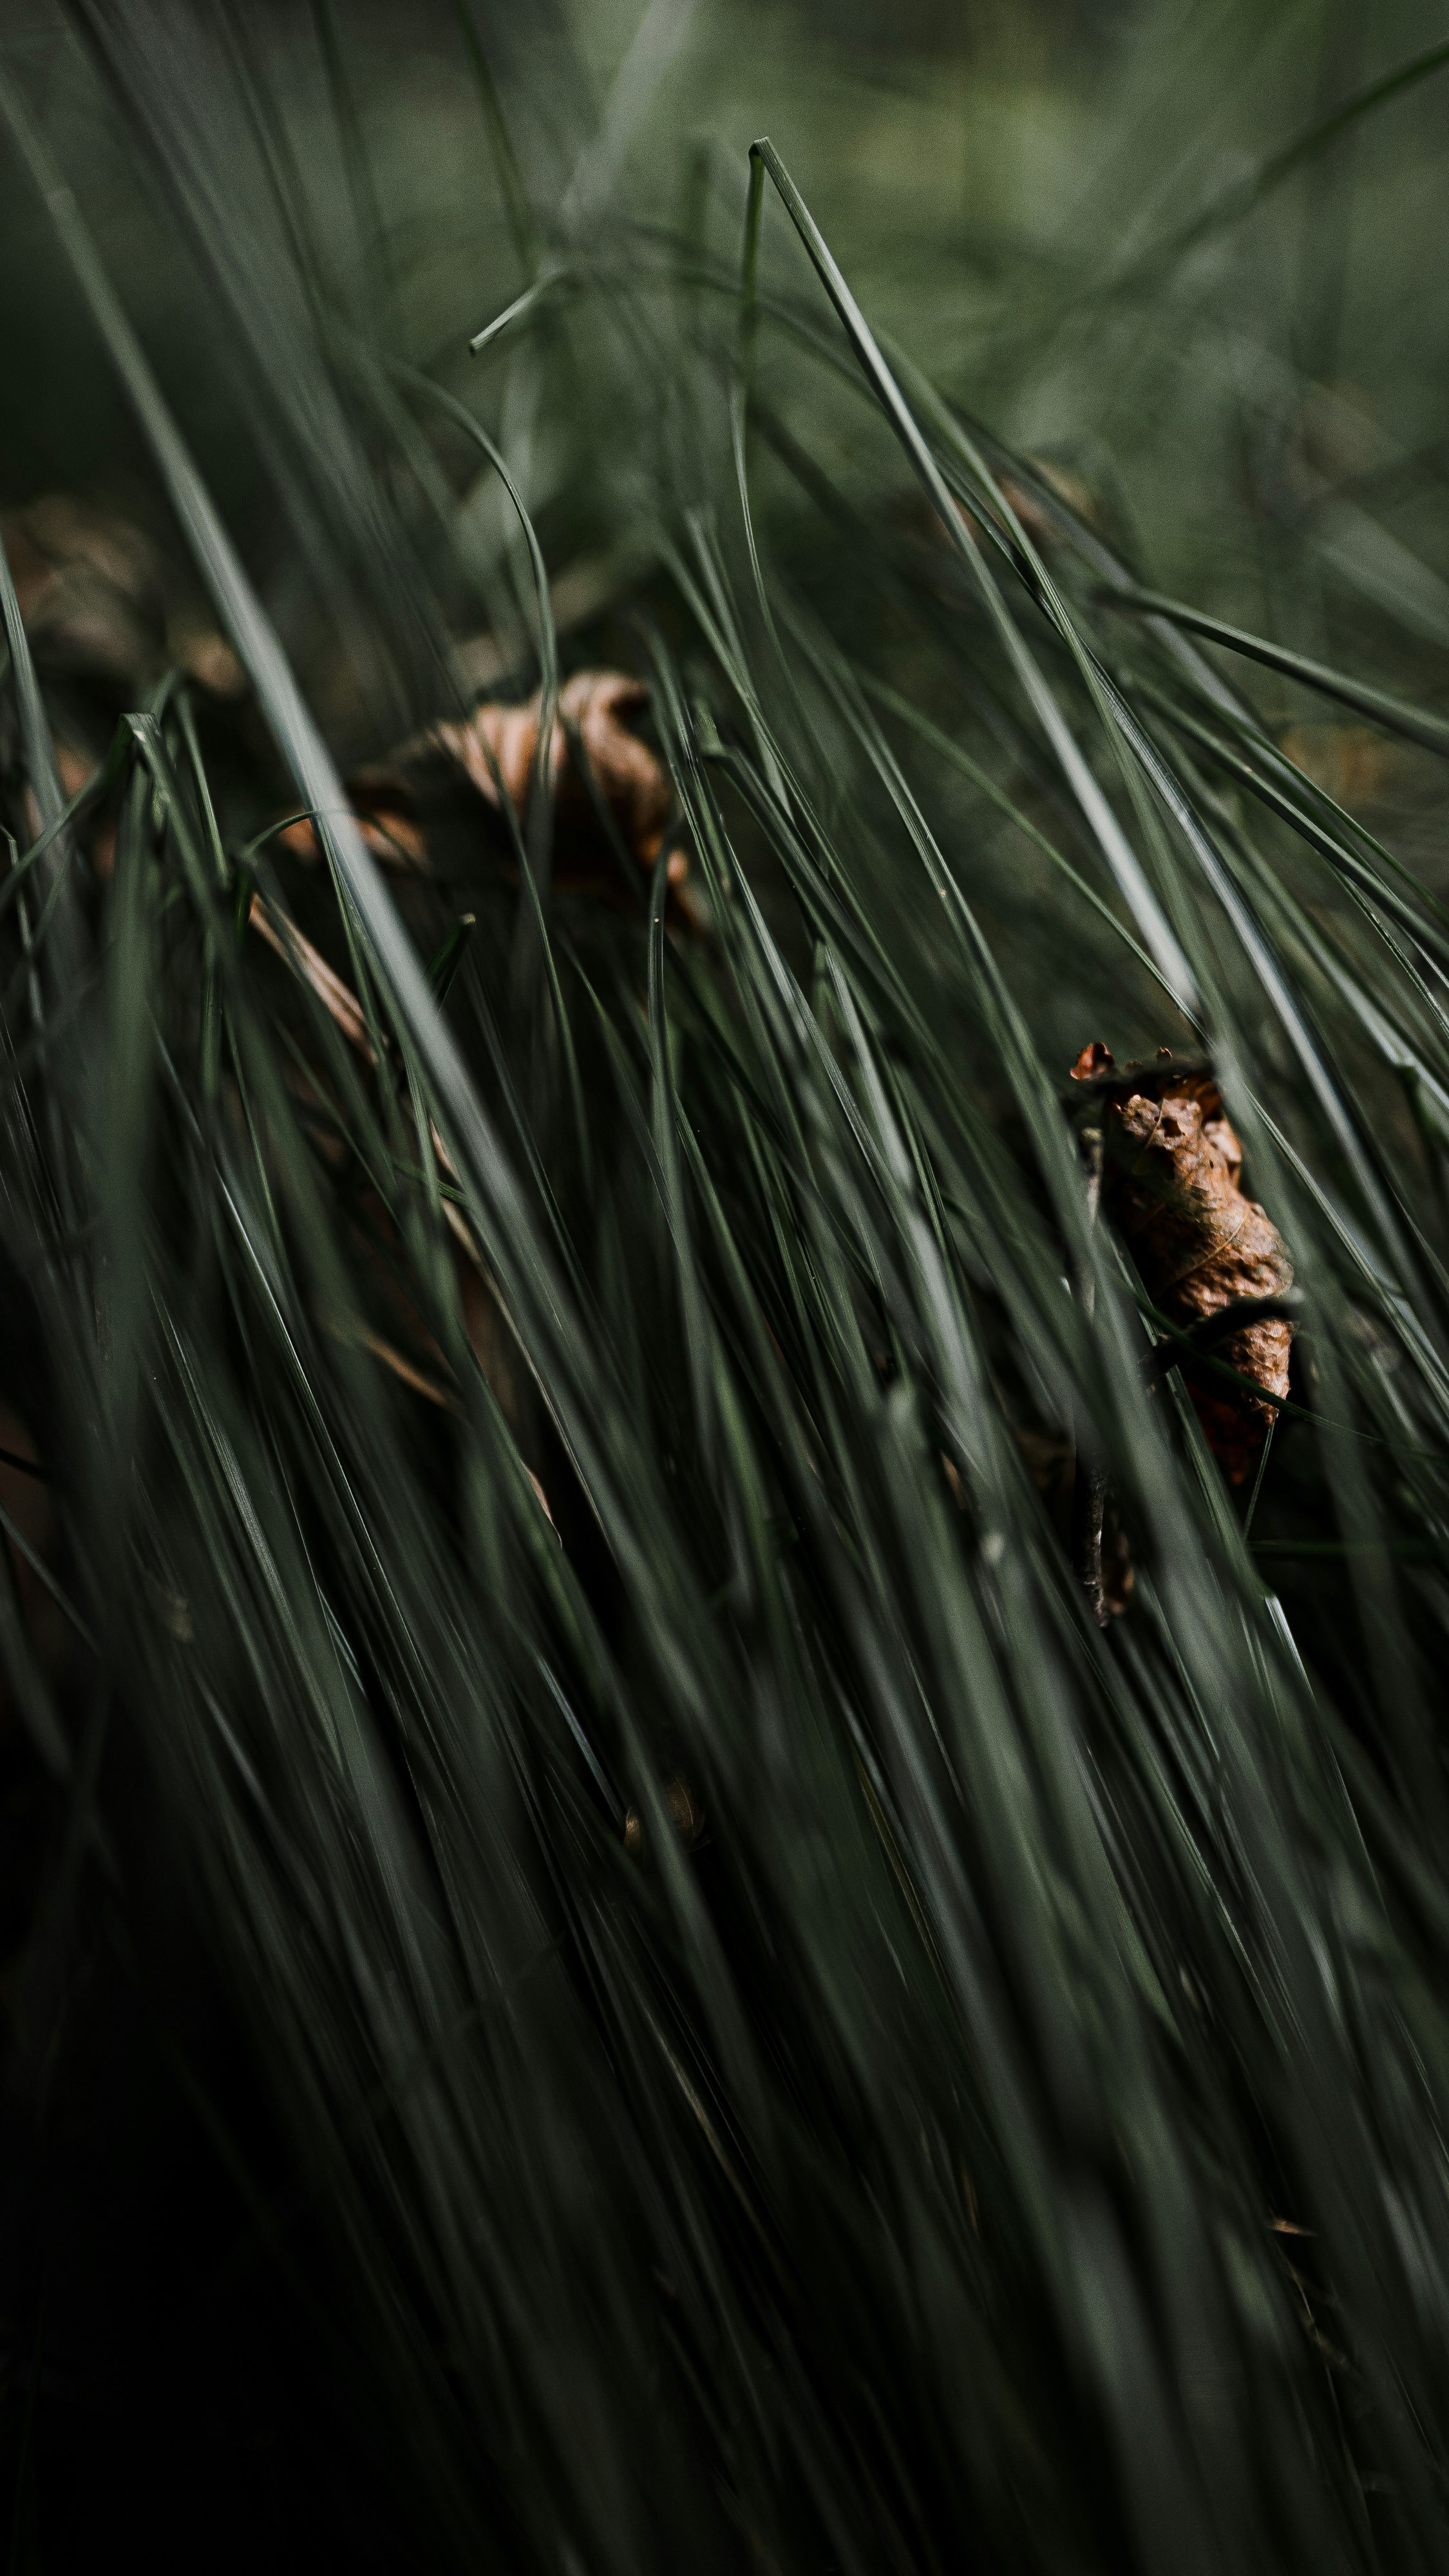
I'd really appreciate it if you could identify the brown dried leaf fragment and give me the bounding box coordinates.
[623,1776,706,1855]
[278,668,694,913]
[276,776,428,873]
[1071,1044,1294,1484]
[437,669,672,871]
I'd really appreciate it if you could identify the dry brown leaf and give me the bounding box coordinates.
[278,667,695,915]
[1072,1044,1294,1484]
[623,1775,706,1854]
[437,669,672,868]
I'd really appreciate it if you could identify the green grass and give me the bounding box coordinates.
[6,4,1449,2567]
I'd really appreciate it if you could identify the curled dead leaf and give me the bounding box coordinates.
[278,667,695,915]
[437,669,672,868]
[1071,1044,1294,1484]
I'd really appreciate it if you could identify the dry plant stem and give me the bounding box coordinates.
[1072,1124,1109,1627]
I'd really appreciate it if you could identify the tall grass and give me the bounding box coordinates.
[6,3,1449,2566]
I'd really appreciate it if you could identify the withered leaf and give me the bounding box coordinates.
[437,669,673,870]
[279,667,693,913]
[1071,1044,1294,1484]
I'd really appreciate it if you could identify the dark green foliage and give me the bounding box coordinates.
[5,6,1449,2568]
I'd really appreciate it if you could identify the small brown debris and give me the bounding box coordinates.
[1101,1526,1135,1616]
[52,739,117,879]
[1070,1040,1114,1083]
[1071,1045,1294,1484]
[277,777,428,873]
[1013,1425,1134,1616]
[623,1775,706,1854]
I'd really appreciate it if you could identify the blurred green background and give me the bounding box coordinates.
[2,0,1446,1095]
[3,0,1446,1085]
[6,0,1449,663]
